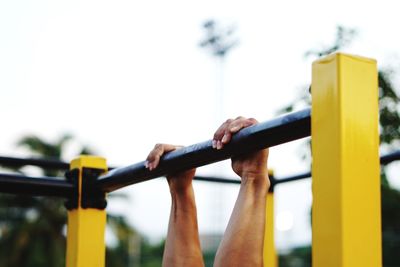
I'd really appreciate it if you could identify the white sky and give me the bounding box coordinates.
[1,0,400,250]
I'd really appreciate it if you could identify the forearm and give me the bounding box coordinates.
[214,175,269,267]
[163,186,204,267]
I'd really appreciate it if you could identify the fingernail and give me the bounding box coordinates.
[212,140,216,148]
[221,134,228,143]
[145,161,149,168]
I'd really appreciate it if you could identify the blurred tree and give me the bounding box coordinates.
[140,238,164,267]
[199,19,239,58]
[278,25,400,266]
[0,134,143,267]
[279,25,400,155]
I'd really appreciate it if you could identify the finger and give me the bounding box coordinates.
[146,144,163,163]
[248,117,258,124]
[218,118,244,148]
[221,131,232,144]
[221,119,247,146]
[229,118,257,133]
[213,119,232,147]
[219,118,258,148]
[216,139,223,150]
[146,144,181,170]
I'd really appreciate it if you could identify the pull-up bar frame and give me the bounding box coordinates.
[0,53,385,267]
[1,149,399,197]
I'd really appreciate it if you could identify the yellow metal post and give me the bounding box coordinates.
[312,53,381,267]
[263,191,277,267]
[66,156,108,267]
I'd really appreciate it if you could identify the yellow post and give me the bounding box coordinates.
[312,53,381,267]
[66,156,108,267]
[263,191,277,267]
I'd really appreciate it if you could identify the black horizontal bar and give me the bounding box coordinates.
[273,172,311,186]
[192,174,308,187]
[0,156,70,170]
[98,109,311,192]
[0,173,73,198]
[193,150,400,187]
[192,173,311,186]
[0,149,398,198]
[254,150,400,187]
[380,150,400,165]
[0,155,116,171]
[194,175,241,184]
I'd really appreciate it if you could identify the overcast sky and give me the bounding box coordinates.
[1,0,400,249]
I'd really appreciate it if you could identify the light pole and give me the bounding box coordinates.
[200,19,238,124]
[199,19,239,236]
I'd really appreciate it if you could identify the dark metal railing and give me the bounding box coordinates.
[0,172,73,198]
[98,109,311,192]
[0,156,70,170]
[1,148,399,197]
[269,149,400,186]
[1,107,400,198]
[381,150,400,165]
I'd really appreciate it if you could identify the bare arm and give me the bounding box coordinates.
[212,117,270,267]
[146,144,204,267]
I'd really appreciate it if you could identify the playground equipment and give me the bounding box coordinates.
[0,53,395,267]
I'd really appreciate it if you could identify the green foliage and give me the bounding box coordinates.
[281,26,400,151]
[0,195,66,267]
[0,135,75,267]
[279,246,311,267]
[203,250,217,267]
[381,182,400,266]
[0,134,148,267]
[140,239,164,267]
[379,70,400,146]
[304,26,357,58]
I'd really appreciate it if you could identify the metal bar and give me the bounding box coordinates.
[194,150,400,186]
[0,155,70,170]
[271,150,400,186]
[98,108,311,192]
[380,150,400,165]
[194,175,241,184]
[0,148,398,198]
[0,173,73,198]
[0,155,116,171]
[273,172,311,185]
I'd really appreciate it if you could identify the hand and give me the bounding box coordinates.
[145,143,196,193]
[212,117,269,183]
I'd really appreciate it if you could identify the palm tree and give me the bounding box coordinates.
[0,134,141,267]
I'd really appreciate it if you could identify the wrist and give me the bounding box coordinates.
[241,173,270,190]
[170,186,196,211]
[169,184,194,197]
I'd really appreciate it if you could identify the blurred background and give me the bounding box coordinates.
[0,0,399,266]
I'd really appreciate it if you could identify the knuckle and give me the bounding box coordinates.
[154,143,163,149]
[214,128,223,137]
